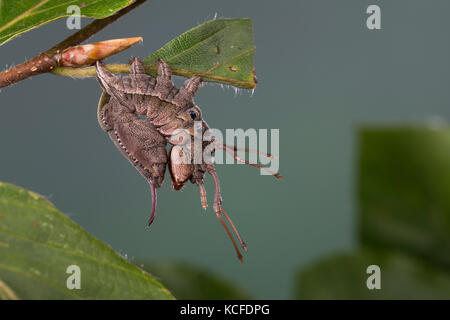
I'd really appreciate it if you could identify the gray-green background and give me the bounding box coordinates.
[1,0,449,299]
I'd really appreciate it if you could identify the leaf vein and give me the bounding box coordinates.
[0,0,51,34]
[0,228,163,287]
[151,24,227,64]
[205,47,255,73]
[0,263,82,299]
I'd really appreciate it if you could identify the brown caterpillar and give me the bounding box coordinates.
[95,58,281,261]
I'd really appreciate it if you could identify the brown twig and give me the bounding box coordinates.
[0,0,148,88]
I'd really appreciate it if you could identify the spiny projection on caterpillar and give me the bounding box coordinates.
[96,58,282,262]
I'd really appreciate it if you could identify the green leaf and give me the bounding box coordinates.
[144,18,257,89]
[296,248,450,299]
[359,125,450,268]
[142,261,252,300]
[0,182,174,299]
[0,0,134,46]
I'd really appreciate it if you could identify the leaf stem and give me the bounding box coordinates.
[52,64,257,89]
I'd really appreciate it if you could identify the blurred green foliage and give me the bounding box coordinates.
[296,125,450,299]
[360,126,450,267]
[297,248,450,299]
[143,261,252,300]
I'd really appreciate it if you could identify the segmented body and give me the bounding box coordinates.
[96,58,204,139]
[95,58,251,261]
[96,58,208,187]
[97,92,168,187]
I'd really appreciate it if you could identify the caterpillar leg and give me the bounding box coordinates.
[206,166,247,262]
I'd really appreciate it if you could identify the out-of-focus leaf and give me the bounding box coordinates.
[0,278,19,300]
[144,18,257,89]
[296,248,450,299]
[296,124,450,300]
[0,182,173,299]
[143,261,251,300]
[359,125,450,268]
[0,0,134,46]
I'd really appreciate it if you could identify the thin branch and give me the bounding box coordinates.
[47,0,148,56]
[0,0,148,88]
[52,64,257,89]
